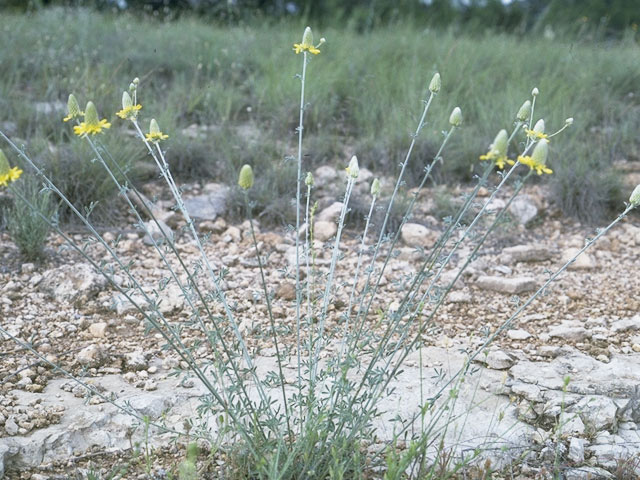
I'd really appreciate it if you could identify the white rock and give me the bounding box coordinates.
[314,165,337,187]
[143,219,174,246]
[125,350,148,371]
[77,345,106,367]
[548,324,591,342]
[88,322,108,338]
[561,247,595,270]
[573,396,618,430]
[484,350,516,370]
[40,263,108,304]
[314,221,337,242]
[401,223,438,249]
[447,291,472,303]
[475,276,537,294]
[507,329,532,340]
[4,418,18,436]
[508,195,538,225]
[502,245,552,263]
[316,202,343,223]
[568,437,586,463]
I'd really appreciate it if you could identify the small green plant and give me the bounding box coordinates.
[2,150,56,261]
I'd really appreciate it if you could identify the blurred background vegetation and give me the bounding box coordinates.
[0,0,638,226]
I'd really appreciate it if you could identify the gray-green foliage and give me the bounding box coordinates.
[5,175,56,260]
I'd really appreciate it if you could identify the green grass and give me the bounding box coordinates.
[1,7,639,224]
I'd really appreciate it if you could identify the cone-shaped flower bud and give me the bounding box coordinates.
[533,119,545,134]
[449,107,462,127]
[84,102,99,126]
[305,172,314,186]
[145,119,169,142]
[64,94,82,122]
[238,164,254,190]
[429,73,441,94]
[516,100,531,121]
[302,26,313,46]
[532,87,539,96]
[122,91,133,110]
[630,184,640,207]
[371,178,381,197]
[129,82,136,92]
[346,155,359,179]
[492,129,509,158]
[565,117,574,125]
[133,77,140,86]
[531,138,549,166]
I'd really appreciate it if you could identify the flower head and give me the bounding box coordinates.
[516,100,531,122]
[0,149,23,187]
[525,119,547,140]
[630,184,640,207]
[63,94,83,122]
[145,119,169,143]
[346,155,359,179]
[293,26,324,55]
[238,164,254,190]
[73,101,111,136]
[305,172,314,187]
[479,129,510,169]
[449,107,462,127]
[517,139,552,175]
[371,178,381,197]
[116,91,142,120]
[429,73,441,94]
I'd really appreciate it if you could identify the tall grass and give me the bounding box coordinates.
[0,7,639,225]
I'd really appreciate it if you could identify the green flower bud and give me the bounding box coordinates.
[0,149,10,176]
[122,91,133,110]
[346,155,359,179]
[133,77,140,85]
[531,87,539,97]
[531,138,549,165]
[302,26,313,46]
[533,119,545,135]
[149,118,161,136]
[84,101,99,126]
[129,82,136,92]
[429,72,441,94]
[491,129,508,157]
[630,184,640,207]
[67,94,81,118]
[305,171,314,186]
[238,164,254,190]
[516,100,531,121]
[449,107,462,127]
[371,178,381,197]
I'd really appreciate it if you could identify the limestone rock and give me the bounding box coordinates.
[508,194,538,225]
[401,223,438,249]
[561,247,595,270]
[475,276,537,294]
[77,345,106,368]
[316,202,343,223]
[143,219,174,246]
[183,184,229,220]
[88,322,108,338]
[314,221,337,242]
[502,245,551,263]
[40,263,108,304]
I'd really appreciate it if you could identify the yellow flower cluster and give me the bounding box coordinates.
[116,91,142,120]
[508,139,552,175]
[145,119,169,143]
[479,130,510,169]
[0,149,23,188]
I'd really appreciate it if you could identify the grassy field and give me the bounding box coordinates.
[1,7,639,224]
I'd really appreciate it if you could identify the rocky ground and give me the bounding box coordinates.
[1,162,640,479]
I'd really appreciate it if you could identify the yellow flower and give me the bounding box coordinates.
[0,149,23,187]
[293,26,324,55]
[524,119,547,140]
[517,139,552,175]
[73,101,111,136]
[479,129,510,169]
[63,94,83,122]
[116,91,142,120]
[145,118,169,143]
[238,164,254,190]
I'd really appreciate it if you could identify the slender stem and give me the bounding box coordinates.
[243,192,293,442]
[295,51,308,421]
